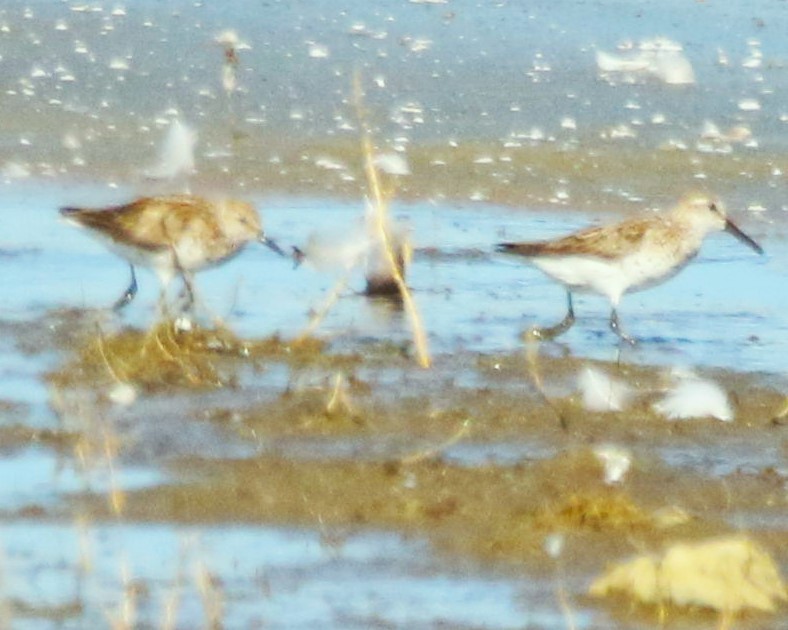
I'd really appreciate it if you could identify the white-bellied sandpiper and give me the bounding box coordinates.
[497,195,763,343]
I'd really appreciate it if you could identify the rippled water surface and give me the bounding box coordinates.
[4,182,782,370]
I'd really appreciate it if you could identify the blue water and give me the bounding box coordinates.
[0,522,559,629]
[2,181,783,373]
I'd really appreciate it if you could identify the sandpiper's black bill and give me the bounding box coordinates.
[260,234,287,257]
[291,246,306,269]
[725,219,764,255]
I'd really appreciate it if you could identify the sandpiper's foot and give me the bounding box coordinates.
[610,309,637,346]
[177,272,197,314]
[112,264,138,311]
[531,292,576,340]
[531,315,575,340]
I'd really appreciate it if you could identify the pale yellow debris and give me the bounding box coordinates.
[589,536,787,613]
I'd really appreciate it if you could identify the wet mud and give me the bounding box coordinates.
[4,311,782,628]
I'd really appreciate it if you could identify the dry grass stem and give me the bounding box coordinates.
[0,546,11,630]
[325,372,353,416]
[52,321,244,392]
[103,428,125,517]
[161,539,190,630]
[296,270,353,342]
[106,556,136,630]
[76,516,94,578]
[353,71,431,368]
[195,560,224,629]
[399,417,472,465]
[774,396,788,420]
[556,585,578,630]
[95,325,126,384]
[523,329,567,429]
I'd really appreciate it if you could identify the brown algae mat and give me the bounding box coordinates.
[22,313,788,624]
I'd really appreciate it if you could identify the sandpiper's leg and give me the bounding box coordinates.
[168,247,197,315]
[156,286,171,320]
[180,272,196,312]
[532,291,576,340]
[112,264,138,311]
[609,308,636,345]
[154,268,174,321]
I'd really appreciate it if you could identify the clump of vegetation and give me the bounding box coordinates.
[532,492,653,532]
[47,320,329,393]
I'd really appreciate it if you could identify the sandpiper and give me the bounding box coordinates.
[61,194,283,310]
[497,195,763,343]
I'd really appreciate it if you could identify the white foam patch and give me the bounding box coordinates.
[596,37,695,85]
[1,162,31,180]
[373,153,410,176]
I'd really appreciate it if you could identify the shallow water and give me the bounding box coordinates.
[0,522,562,630]
[13,182,780,373]
[0,0,786,627]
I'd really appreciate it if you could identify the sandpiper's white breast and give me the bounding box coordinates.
[530,220,706,304]
[531,256,633,303]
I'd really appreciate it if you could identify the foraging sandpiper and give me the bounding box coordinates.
[61,194,283,310]
[497,195,763,343]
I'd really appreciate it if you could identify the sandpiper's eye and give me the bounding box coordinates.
[708,203,719,213]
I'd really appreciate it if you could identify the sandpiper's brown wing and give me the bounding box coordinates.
[60,195,218,251]
[497,216,658,260]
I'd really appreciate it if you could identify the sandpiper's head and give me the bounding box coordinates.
[217,199,263,243]
[674,195,763,254]
[215,198,287,257]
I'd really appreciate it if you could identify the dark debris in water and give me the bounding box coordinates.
[0,425,78,453]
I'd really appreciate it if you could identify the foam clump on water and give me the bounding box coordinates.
[373,152,411,176]
[1,161,31,180]
[215,29,246,48]
[653,369,733,421]
[590,536,787,613]
[596,37,695,85]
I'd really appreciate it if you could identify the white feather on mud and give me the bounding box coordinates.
[592,444,632,485]
[653,369,734,421]
[578,366,632,412]
[297,226,373,272]
[296,206,411,295]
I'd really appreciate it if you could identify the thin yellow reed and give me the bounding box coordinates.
[353,71,431,368]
